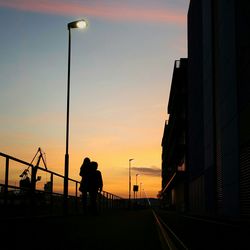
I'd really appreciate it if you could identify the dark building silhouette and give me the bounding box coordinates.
[187,0,216,216]
[162,0,250,221]
[161,59,188,211]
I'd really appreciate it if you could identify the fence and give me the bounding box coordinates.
[0,152,126,217]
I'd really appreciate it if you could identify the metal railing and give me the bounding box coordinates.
[0,152,125,217]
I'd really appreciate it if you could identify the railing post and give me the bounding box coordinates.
[99,191,103,211]
[106,192,108,209]
[4,157,9,206]
[50,173,54,215]
[75,182,78,214]
[108,193,111,209]
[50,173,54,193]
[75,182,78,197]
[30,165,37,216]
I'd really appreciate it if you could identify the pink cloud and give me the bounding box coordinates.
[0,0,186,25]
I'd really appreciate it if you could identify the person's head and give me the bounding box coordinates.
[83,157,91,166]
[82,157,91,167]
[91,161,98,171]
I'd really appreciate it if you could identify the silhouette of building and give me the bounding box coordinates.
[187,0,216,217]
[187,0,250,220]
[161,58,188,212]
[162,0,250,221]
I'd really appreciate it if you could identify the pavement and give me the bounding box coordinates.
[0,208,163,250]
[156,209,250,250]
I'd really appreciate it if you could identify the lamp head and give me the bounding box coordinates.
[68,19,88,30]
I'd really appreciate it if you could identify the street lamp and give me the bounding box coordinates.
[68,20,88,29]
[128,158,134,207]
[64,19,88,214]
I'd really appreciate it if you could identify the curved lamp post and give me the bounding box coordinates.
[64,19,88,214]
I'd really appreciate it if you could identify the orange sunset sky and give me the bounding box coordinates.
[0,0,189,198]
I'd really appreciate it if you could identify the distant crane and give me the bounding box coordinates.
[30,147,47,191]
[19,147,47,191]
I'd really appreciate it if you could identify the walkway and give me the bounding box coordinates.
[0,209,163,250]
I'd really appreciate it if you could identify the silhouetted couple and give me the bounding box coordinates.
[79,157,103,215]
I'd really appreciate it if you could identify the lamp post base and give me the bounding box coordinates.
[63,153,69,215]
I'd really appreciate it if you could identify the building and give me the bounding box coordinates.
[187,0,250,220]
[162,0,250,221]
[161,58,188,212]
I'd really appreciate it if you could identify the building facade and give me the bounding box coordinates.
[187,0,250,219]
[161,59,188,212]
[162,0,250,221]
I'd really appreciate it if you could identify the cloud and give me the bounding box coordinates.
[131,166,161,176]
[0,0,186,24]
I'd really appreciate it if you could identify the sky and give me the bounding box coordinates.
[0,0,189,198]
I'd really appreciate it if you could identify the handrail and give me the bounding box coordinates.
[0,151,125,217]
[0,152,72,181]
[0,152,33,167]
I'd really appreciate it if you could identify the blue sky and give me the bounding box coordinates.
[0,0,189,197]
